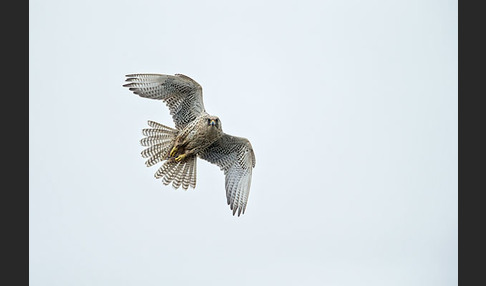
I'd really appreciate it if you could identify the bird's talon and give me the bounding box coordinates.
[175,154,186,162]
[169,146,178,157]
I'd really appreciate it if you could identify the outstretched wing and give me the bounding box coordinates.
[123,73,206,129]
[198,134,256,216]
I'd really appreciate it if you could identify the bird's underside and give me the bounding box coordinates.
[123,73,256,216]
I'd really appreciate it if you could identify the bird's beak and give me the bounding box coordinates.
[210,119,216,126]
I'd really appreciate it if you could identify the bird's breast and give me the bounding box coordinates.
[177,122,221,154]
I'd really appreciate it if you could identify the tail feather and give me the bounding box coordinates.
[141,143,170,159]
[189,159,197,189]
[140,136,173,147]
[147,120,175,130]
[180,161,192,190]
[155,160,172,179]
[141,120,197,190]
[145,152,165,167]
[155,157,197,189]
[162,161,180,185]
[142,128,175,137]
[141,120,177,168]
[171,162,186,189]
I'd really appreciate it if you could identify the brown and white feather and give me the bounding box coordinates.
[198,134,256,216]
[124,74,206,129]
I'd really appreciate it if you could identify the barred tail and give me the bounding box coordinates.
[141,120,178,167]
[140,120,197,190]
[155,156,197,190]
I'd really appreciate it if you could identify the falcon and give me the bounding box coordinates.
[123,73,256,216]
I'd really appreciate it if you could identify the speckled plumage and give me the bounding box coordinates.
[123,73,256,216]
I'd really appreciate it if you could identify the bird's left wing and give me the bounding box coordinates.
[123,73,206,129]
[198,134,256,216]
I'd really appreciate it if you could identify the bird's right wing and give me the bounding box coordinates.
[198,134,256,216]
[123,73,206,129]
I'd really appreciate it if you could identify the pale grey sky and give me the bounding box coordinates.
[30,0,457,285]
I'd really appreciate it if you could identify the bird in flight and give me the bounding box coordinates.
[123,73,256,216]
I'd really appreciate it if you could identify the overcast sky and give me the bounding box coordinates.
[30,0,457,285]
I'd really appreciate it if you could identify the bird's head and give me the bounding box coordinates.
[207,116,222,131]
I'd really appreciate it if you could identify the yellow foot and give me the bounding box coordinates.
[175,154,187,162]
[169,146,179,157]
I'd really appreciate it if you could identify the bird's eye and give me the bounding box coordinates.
[207,118,211,124]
